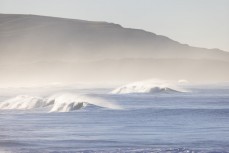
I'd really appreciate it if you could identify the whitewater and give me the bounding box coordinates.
[0,93,122,112]
[0,81,229,153]
[111,79,189,94]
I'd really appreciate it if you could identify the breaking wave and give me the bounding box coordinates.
[47,93,122,112]
[0,93,122,112]
[0,95,47,110]
[111,79,188,94]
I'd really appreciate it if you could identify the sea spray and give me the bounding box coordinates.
[0,93,122,112]
[111,79,189,94]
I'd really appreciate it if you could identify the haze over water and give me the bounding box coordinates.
[0,1,229,153]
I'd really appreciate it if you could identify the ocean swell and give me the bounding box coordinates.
[111,79,188,94]
[0,93,122,112]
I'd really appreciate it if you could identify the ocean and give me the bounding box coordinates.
[0,85,229,153]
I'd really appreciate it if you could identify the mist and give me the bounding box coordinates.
[0,14,229,87]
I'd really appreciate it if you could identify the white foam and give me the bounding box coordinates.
[48,93,122,112]
[0,95,47,110]
[111,79,187,94]
[0,93,122,112]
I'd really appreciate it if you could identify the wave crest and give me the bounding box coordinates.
[0,95,46,110]
[111,79,188,94]
[0,93,122,112]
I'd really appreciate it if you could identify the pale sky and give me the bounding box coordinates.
[0,0,229,51]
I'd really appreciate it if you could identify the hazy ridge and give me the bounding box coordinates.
[0,14,229,86]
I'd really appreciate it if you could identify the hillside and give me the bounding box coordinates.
[0,14,229,64]
[0,14,228,86]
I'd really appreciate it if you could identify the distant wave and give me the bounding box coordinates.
[111,79,188,94]
[0,93,122,112]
